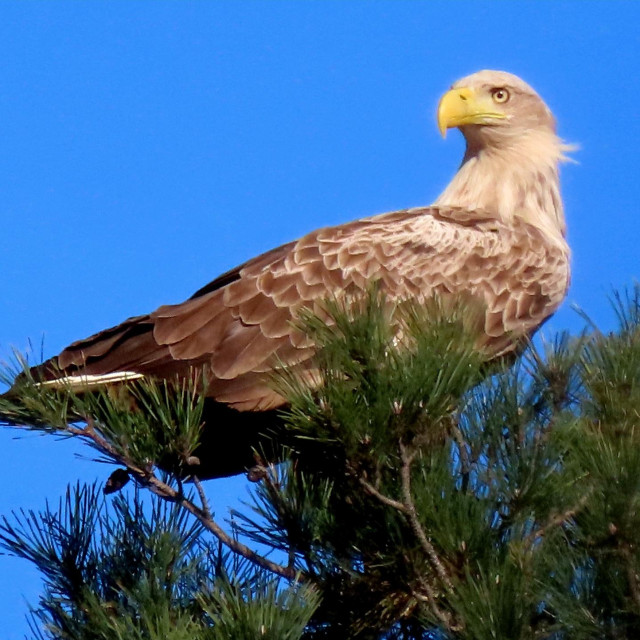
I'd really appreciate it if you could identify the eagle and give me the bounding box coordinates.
[17,70,571,479]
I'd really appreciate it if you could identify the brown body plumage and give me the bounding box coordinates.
[26,70,571,478]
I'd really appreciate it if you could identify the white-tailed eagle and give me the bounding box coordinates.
[19,70,572,478]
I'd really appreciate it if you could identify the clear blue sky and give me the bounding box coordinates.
[1,2,638,636]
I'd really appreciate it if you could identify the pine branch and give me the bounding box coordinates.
[621,544,640,610]
[67,418,299,581]
[413,577,461,632]
[358,476,408,514]
[192,475,212,520]
[398,441,454,594]
[525,491,592,548]
[6,285,640,637]
[450,416,472,493]
[256,463,298,571]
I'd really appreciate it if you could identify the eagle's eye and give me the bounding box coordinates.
[491,88,510,104]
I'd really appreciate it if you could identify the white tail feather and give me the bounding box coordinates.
[37,371,145,390]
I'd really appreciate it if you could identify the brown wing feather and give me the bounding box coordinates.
[40,205,569,411]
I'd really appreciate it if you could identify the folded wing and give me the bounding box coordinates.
[41,205,569,411]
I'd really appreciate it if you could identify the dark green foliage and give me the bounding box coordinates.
[0,483,318,640]
[2,287,640,638]
[1,368,206,475]
[201,579,320,640]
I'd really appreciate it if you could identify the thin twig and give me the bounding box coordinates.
[620,544,640,609]
[450,417,471,493]
[261,464,284,504]
[359,477,409,513]
[69,421,298,581]
[399,441,454,594]
[260,465,298,571]
[192,475,212,520]
[525,491,592,547]
[412,577,458,631]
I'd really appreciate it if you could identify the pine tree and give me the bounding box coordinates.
[2,288,640,639]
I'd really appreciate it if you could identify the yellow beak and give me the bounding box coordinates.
[437,87,507,137]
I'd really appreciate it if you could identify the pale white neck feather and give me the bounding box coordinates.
[434,129,570,250]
